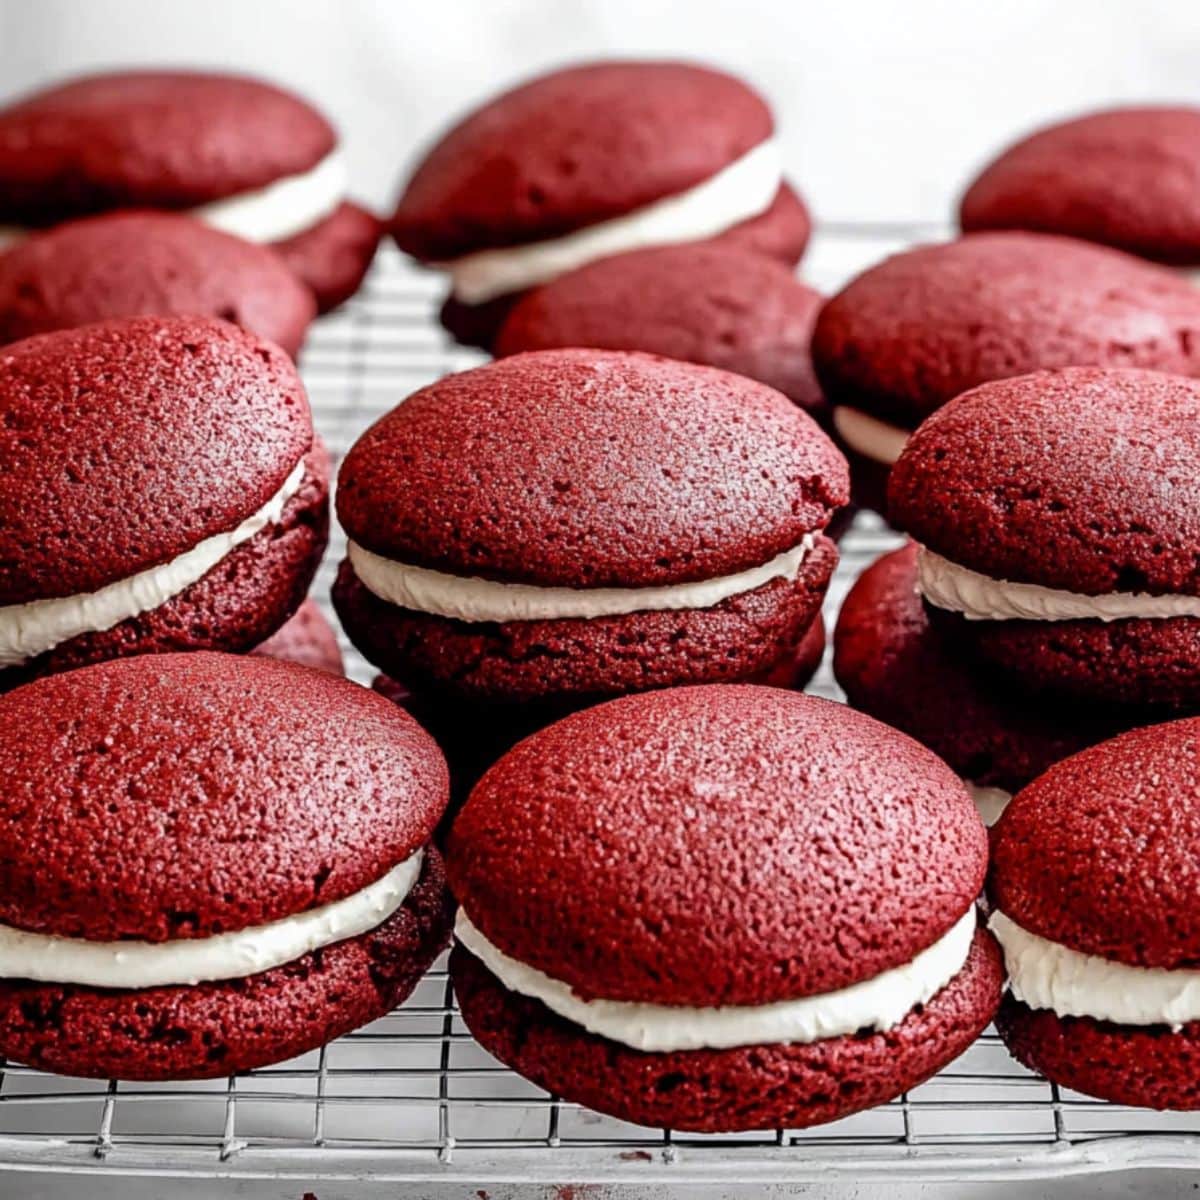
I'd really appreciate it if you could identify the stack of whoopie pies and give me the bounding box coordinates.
[391,60,812,350]
[9,52,1200,1132]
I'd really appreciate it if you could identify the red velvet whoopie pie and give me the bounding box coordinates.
[811,231,1200,514]
[392,61,809,349]
[448,685,1001,1131]
[333,349,846,725]
[960,106,1200,267]
[0,314,328,691]
[989,717,1200,1108]
[0,212,315,356]
[0,70,383,312]
[0,651,451,1080]
[888,366,1200,709]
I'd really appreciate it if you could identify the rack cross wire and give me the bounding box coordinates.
[1,236,1198,1192]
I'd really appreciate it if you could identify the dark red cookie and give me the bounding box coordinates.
[888,367,1200,706]
[995,1000,1200,1111]
[437,182,812,353]
[272,201,383,314]
[0,315,328,689]
[960,106,1200,265]
[0,651,452,1079]
[333,349,847,706]
[0,71,333,223]
[834,543,1137,794]
[812,232,1200,511]
[373,613,826,808]
[0,71,378,311]
[496,244,826,418]
[991,718,1200,966]
[393,61,775,260]
[447,685,996,1130]
[989,717,1200,1107]
[253,598,344,674]
[0,212,315,355]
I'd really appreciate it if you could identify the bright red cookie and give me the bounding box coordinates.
[333,349,847,711]
[496,243,826,420]
[0,315,328,690]
[253,599,344,675]
[812,232,1200,513]
[0,651,452,1080]
[0,212,315,355]
[989,718,1200,1108]
[888,366,1200,707]
[448,685,1000,1131]
[834,543,1139,820]
[960,106,1200,265]
[392,61,808,349]
[0,70,382,311]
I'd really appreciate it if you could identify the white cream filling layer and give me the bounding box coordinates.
[990,909,1200,1030]
[347,534,813,624]
[0,152,345,249]
[192,150,346,242]
[439,138,782,304]
[966,781,1012,827]
[456,907,977,1053]
[917,546,1200,623]
[0,458,306,668]
[0,851,422,989]
[831,407,909,466]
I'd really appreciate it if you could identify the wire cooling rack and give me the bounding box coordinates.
[1,234,1199,1193]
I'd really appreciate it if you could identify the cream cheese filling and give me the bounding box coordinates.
[347,534,814,624]
[439,138,782,304]
[831,406,910,466]
[193,150,346,242]
[990,909,1200,1030]
[0,457,306,668]
[455,907,977,1053]
[0,151,345,250]
[0,851,423,989]
[917,546,1200,622]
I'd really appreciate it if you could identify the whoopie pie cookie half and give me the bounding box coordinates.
[0,212,315,355]
[812,232,1200,513]
[448,684,1002,1132]
[371,611,827,806]
[495,243,827,421]
[0,651,452,1080]
[333,349,847,718]
[0,314,328,690]
[253,598,344,675]
[889,366,1200,708]
[834,543,1137,825]
[392,61,810,349]
[0,70,383,312]
[961,106,1200,268]
[989,717,1200,1108]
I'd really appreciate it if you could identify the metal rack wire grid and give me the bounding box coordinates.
[0,235,1198,1191]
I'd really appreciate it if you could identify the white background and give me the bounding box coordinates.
[3,0,1200,226]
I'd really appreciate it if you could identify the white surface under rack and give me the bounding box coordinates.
[1,235,1198,1194]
